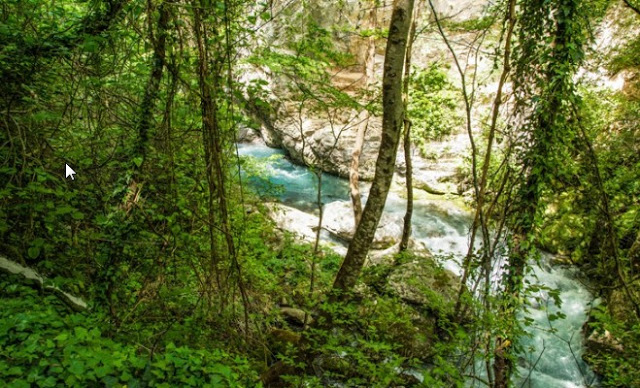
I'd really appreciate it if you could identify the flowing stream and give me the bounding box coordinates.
[238,142,598,387]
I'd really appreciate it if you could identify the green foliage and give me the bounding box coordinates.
[408,63,460,155]
[280,294,462,387]
[2,0,640,385]
[583,306,640,387]
[0,281,260,387]
[443,16,495,32]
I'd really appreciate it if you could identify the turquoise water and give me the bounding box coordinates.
[237,143,471,259]
[237,143,350,212]
[238,142,597,388]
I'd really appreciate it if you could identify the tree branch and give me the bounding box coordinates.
[624,0,640,16]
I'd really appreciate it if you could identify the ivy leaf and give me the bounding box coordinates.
[27,246,41,259]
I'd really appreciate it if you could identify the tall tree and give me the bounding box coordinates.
[333,0,415,293]
[493,0,588,385]
[133,0,172,168]
[399,0,421,252]
[192,0,236,297]
[349,0,377,226]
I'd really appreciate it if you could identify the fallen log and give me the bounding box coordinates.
[0,255,88,312]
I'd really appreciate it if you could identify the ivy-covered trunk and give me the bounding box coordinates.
[133,0,171,167]
[493,0,588,385]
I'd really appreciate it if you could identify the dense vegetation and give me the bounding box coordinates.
[1,0,639,387]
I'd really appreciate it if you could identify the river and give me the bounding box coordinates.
[238,142,599,387]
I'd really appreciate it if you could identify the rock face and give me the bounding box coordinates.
[323,201,402,249]
[239,0,493,195]
[264,115,382,180]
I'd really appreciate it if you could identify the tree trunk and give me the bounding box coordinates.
[192,0,230,294]
[624,0,640,16]
[350,110,368,226]
[349,2,377,226]
[333,0,415,294]
[494,1,582,384]
[455,0,516,318]
[134,0,170,165]
[399,2,419,252]
[400,118,413,252]
[630,230,640,270]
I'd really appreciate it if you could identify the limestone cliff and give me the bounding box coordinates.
[238,0,633,196]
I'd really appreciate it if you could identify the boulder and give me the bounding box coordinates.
[265,202,348,256]
[368,238,433,266]
[584,328,624,354]
[280,306,313,327]
[388,256,460,315]
[323,201,403,249]
[237,126,261,143]
[265,202,319,243]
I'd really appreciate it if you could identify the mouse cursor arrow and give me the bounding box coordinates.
[65,163,76,180]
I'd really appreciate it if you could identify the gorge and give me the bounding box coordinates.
[1,0,639,387]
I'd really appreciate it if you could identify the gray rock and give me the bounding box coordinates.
[585,329,624,353]
[280,307,313,326]
[323,201,403,249]
[237,127,261,143]
[388,257,460,314]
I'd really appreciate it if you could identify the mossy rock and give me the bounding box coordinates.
[388,256,460,317]
[608,288,640,324]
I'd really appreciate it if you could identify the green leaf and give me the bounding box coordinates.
[27,246,41,259]
[74,327,88,340]
[54,333,68,343]
[68,360,85,376]
[83,38,98,53]
[120,371,132,382]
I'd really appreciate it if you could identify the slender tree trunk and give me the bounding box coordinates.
[399,2,419,252]
[630,229,640,272]
[193,0,225,294]
[455,0,516,318]
[350,110,368,226]
[400,119,413,252]
[624,0,640,16]
[427,1,485,309]
[350,2,377,226]
[333,0,415,294]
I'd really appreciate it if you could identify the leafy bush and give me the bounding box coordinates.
[408,63,460,155]
[0,281,260,388]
